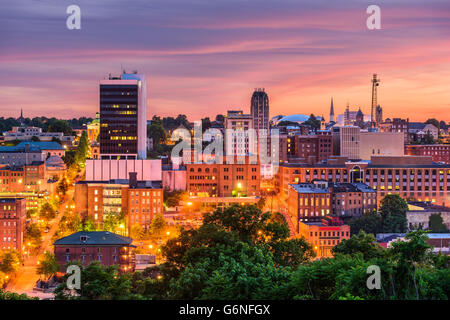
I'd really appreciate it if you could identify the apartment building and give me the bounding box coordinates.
[0,198,26,252]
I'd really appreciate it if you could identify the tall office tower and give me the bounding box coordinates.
[224,110,255,156]
[250,88,269,135]
[99,72,147,159]
[370,74,380,127]
[375,105,383,125]
[329,97,335,123]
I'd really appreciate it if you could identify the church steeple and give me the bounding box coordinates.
[329,97,335,123]
[19,108,24,126]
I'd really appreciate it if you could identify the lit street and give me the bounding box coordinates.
[5,184,76,296]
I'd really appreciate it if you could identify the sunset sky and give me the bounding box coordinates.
[0,0,449,122]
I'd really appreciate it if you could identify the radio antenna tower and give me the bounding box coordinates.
[371,74,380,127]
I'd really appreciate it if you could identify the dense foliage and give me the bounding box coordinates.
[50,205,449,300]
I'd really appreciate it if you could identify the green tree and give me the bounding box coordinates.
[130,223,145,240]
[147,121,167,146]
[103,213,125,234]
[149,213,166,236]
[332,230,384,260]
[40,202,57,221]
[428,213,449,233]
[390,231,432,300]
[36,251,60,279]
[59,211,82,235]
[55,262,135,300]
[24,223,42,248]
[348,211,382,235]
[80,217,97,231]
[163,189,184,208]
[26,208,38,219]
[62,150,76,167]
[203,205,270,243]
[48,119,72,135]
[57,178,69,196]
[379,194,408,233]
[0,250,21,275]
[169,242,292,299]
[304,114,321,130]
[0,290,37,300]
[74,131,89,166]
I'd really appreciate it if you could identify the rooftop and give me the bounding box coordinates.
[53,231,135,246]
[0,198,24,203]
[16,141,64,151]
[78,179,163,189]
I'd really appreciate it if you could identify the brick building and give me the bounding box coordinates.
[379,118,409,143]
[279,133,333,164]
[287,180,376,229]
[405,144,450,164]
[53,231,136,272]
[0,161,46,193]
[278,155,450,206]
[74,174,163,234]
[186,156,260,198]
[0,198,26,252]
[298,217,350,259]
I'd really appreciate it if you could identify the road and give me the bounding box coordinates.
[5,186,75,297]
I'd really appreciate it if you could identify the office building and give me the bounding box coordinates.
[250,88,269,135]
[224,110,255,156]
[99,72,147,159]
[277,155,450,206]
[74,175,163,233]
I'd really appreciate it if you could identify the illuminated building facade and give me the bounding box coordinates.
[186,157,260,198]
[74,176,163,233]
[99,72,147,159]
[298,219,350,259]
[277,156,450,206]
[0,198,26,252]
[53,231,135,272]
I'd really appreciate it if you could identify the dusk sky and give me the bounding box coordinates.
[1,0,449,122]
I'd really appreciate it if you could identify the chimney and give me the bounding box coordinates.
[24,143,30,152]
[129,172,137,188]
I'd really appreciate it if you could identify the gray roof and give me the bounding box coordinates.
[16,141,64,150]
[53,231,134,246]
[289,183,329,193]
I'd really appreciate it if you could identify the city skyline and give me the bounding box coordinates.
[0,0,450,122]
